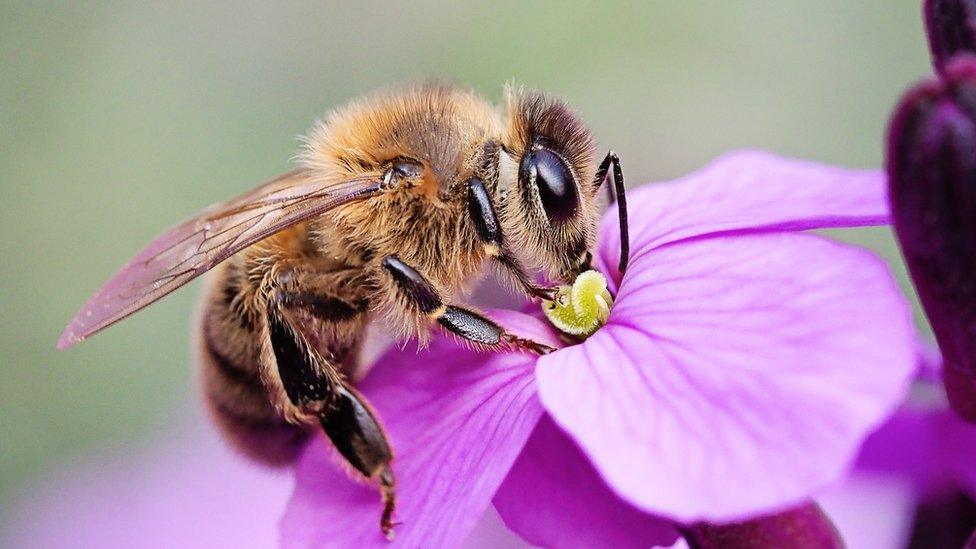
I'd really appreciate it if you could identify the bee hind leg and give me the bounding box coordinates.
[320,384,398,540]
[267,292,397,538]
[381,255,555,355]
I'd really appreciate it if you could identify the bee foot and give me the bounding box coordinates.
[380,467,397,541]
[502,333,556,355]
[530,286,559,302]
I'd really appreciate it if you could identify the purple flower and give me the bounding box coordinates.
[281,151,918,547]
[887,57,976,422]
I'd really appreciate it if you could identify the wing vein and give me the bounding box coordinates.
[57,171,384,349]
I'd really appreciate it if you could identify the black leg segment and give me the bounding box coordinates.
[437,305,503,345]
[274,291,367,323]
[267,308,335,406]
[320,384,397,538]
[320,385,393,476]
[381,254,553,354]
[268,285,397,539]
[466,177,503,246]
[464,177,557,301]
[382,255,442,314]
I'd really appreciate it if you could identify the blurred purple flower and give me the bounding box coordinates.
[281,151,918,548]
[840,346,976,547]
[0,422,292,549]
[887,57,976,422]
[858,351,976,502]
[924,0,976,74]
[678,503,842,549]
[0,420,529,549]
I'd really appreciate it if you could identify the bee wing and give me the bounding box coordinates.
[58,169,384,349]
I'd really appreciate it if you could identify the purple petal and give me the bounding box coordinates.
[538,233,917,521]
[281,311,554,548]
[463,508,535,549]
[817,474,916,549]
[493,414,679,548]
[681,503,843,549]
[917,338,944,383]
[596,151,887,288]
[857,405,976,497]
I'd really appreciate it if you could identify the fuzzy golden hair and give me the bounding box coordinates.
[197,82,602,466]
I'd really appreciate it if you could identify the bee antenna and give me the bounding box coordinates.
[597,151,630,274]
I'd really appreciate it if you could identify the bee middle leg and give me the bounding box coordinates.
[267,288,397,538]
[381,255,555,355]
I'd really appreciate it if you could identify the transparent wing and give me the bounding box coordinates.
[58,169,383,349]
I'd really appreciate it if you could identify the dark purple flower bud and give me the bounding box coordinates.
[680,503,843,549]
[925,0,976,73]
[887,57,976,422]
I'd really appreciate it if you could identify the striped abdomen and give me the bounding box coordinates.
[196,257,314,467]
[197,303,312,467]
[196,255,371,467]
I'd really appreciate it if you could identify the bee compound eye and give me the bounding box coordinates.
[520,148,578,224]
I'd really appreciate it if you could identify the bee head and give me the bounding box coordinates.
[498,86,602,283]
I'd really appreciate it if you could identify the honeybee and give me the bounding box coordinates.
[58,83,630,538]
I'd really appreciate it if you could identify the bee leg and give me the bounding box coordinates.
[381,255,555,355]
[465,177,558,301]
[267,293,397,538]
[593,151,630,274]
[321,384,397,540]
[266,299,340,410]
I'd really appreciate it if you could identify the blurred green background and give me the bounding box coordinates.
[0,0,932,522]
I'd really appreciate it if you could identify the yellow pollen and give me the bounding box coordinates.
[542,270,613,337]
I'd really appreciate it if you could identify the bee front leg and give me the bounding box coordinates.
[381,255,555,355]
[465,177,558,301]
[267,292,397,539]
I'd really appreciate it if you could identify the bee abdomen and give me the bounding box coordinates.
[198,314,310,467]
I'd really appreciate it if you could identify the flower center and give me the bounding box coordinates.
[541,270,613,337]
